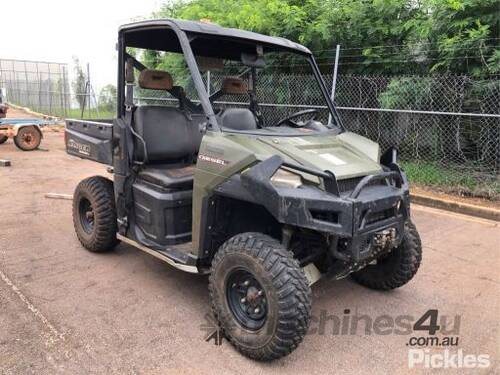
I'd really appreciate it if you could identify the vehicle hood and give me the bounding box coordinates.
[256,131,382,179]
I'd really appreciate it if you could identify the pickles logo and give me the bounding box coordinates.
[406,309,491,369]
[68,139,91,156]
[409,349,490,369]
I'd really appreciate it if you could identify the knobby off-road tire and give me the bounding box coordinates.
[0,135,7,144]
[14,126,41,151]
[73,176,118,252]
[351,221,422,290]
[209,232,312,361]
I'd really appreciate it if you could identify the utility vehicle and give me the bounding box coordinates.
[66,19,422,361]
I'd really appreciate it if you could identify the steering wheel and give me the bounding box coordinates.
[276,109,319,127]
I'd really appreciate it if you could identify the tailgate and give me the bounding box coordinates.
[65,119,113,165]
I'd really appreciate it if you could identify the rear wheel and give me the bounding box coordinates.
[351,221,422,290]
[209,232,312,361]
[0,135,7,144]
[73,176,118,252]
[14,126,41,151]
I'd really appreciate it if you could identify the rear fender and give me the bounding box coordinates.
[12,123,43,137]
[0,123,42,138]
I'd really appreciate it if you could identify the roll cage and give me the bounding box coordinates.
[116,19,344,132]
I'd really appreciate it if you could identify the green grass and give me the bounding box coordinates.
[401,160,500,200]
[63,108,115,120]
[6,103,114,120]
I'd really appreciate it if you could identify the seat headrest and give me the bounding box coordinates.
[222,77,248,95]
[138,70,173,90]
[219,108,257,131]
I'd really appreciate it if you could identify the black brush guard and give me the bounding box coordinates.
[240,150,408,262]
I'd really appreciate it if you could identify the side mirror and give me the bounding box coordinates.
[381,147,399,167]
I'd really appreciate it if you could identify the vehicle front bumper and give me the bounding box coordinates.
[240,155,409,262]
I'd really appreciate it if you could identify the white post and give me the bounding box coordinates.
[206,70,211,96]
[328,44,341,126]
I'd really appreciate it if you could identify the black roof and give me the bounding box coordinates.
[119,18,311,55]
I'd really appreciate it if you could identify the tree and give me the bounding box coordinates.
[98,84,117,112]
[153,0,499,76]
[155,0,424,74]
[72,57,86,110]
[422,0,499,77]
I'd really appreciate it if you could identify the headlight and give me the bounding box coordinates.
[270,168,303,188]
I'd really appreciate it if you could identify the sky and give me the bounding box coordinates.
[2,0,165,92]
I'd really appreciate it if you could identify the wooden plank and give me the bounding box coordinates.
[44,193,72,200]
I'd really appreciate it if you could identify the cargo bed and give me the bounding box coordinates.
[65,119,113,165]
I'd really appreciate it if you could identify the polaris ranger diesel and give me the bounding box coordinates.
[65,19,422,361]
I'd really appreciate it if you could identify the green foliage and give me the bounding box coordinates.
[65,107,115,120]
[424,0,499,76]
[146,0,499,199]
[153,0,498,76]
[72,57,86,110]
[401,160,500,199]
[402,161,476,189]
[98,84,117,112]
[379,78,433,109]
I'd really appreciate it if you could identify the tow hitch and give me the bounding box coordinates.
[374,227,398,252]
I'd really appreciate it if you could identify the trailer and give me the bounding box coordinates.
[0,118,54,151]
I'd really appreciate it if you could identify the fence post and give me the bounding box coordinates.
[0,60,3,100]
[23,61,30,110]
[62,65,68,117]
[328,44,341,126]
[207,70,211,96]
[47,63,53,115]
[36,62,42,113]
[86,63,91,118]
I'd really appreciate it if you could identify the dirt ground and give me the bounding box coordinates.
[2,106,46,119]
[0,130,499,374]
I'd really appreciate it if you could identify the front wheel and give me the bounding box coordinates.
[351,221,422,290]
[209,232,312,361]
[72,176,118,252]
[14,126,41,151]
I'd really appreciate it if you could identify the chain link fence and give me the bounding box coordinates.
[0,59,70,117]
[141,72,500,199]
[1,58,498,199]
[330,75,499,199]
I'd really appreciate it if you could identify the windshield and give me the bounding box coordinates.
[198,50,337,134]
[126,32,339,134]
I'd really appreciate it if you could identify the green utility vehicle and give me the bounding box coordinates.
[66,19,422,361]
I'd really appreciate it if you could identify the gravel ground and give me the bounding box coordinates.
[0,131,498,374]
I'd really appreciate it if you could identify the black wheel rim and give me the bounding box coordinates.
[79,197,94,234]
[226,269,267,331]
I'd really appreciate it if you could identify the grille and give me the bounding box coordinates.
[366,208,396,225]
[337,177,364,193]
[337,176,389,194]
